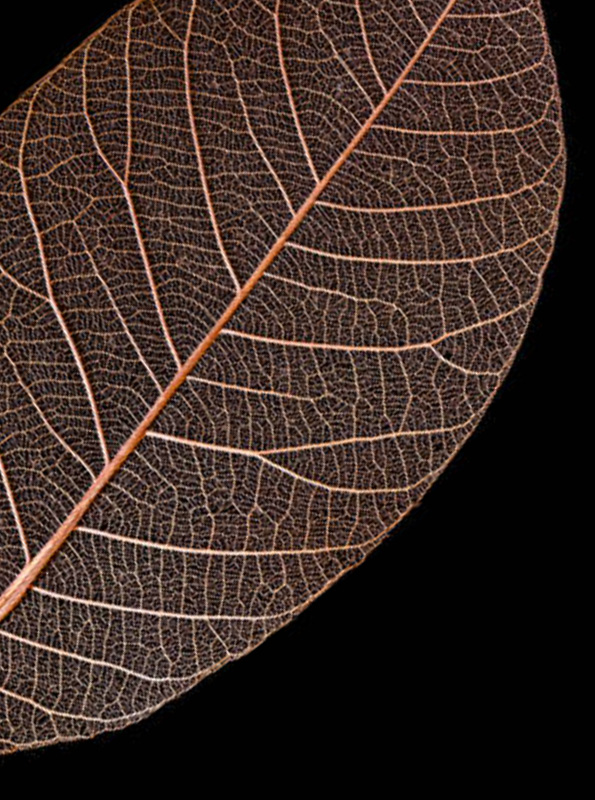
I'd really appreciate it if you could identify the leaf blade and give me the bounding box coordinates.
[0,0,564,752]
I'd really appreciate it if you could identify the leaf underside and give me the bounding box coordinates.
[0,0,563,753]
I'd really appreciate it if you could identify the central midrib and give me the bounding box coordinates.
[0,0,457,622]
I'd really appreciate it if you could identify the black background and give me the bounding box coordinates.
[0,0,585,784]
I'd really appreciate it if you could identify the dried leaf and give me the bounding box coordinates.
[0,0,564,753]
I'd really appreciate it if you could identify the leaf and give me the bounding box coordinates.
[0,0,564,753]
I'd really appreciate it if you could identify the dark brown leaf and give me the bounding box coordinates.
[0,0,564,752]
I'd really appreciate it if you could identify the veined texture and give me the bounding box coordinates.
[0,0,564,752]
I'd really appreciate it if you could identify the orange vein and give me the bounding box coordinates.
[0,0,458,623]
